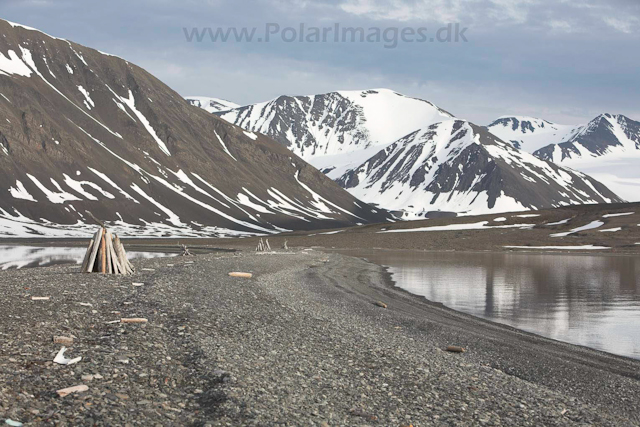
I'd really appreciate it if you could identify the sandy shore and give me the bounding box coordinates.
[1,250,639,425]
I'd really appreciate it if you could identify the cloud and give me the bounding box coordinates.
[603,16,639,33]
[2,0,639,127]
[339,0,477,23]
[338,0,539,24]
[337,0,640,35]
[547,20,575,33]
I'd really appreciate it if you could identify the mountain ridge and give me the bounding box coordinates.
[216,88,454,177]
[0,19,391,237]
[488,113,640,201]
[185,96,239,114]
[194,89,625,216]
[335,119,621,218]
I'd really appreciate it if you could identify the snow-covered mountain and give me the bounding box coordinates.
[0,19,391,237]
[185,96,239,113]
[534,114,639,160]
[336,120,620,218]
[487,116,581,152]
[488,114,640,202]
[216,89,454,178]
[210,90,622,216]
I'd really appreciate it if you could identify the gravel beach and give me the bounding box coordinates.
[1,250,640,426]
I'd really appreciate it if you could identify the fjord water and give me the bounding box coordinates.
[349,250,640,359]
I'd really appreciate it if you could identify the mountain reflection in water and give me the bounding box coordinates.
[340,250,640,359]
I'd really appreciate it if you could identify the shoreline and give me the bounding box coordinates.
[1,250,639,425]
[368,255,640,364]
[2,201,640,256]
[1,238,635,257]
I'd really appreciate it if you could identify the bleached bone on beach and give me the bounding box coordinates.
[53,347,82,365]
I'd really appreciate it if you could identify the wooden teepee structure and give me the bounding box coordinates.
[255,238,271,252]
[80,226,135,275]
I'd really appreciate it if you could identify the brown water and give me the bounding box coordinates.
[338,249,640,359]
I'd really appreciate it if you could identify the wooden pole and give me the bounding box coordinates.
[107,234,121,274]
[85,228,104,273]
[81,237,94,273]
[105,232,113,274]
[114,235,133,275]
[100,230,107,274]
[85,210,106,228]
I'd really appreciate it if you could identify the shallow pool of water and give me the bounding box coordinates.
[339,250,640,359]
[0,245,178,270]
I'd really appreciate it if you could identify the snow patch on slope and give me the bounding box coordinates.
[214,131,237,161]
[381,221,535,233]
[0,49,33,77]
[550,220,604,237]
[26,175,81,204]
[9,180,36,201]
[117,90,171,156]
[77,85,95,110]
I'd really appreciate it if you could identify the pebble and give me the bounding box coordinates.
[0,251,637,426]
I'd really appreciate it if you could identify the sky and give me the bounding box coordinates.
[2,0,639,125]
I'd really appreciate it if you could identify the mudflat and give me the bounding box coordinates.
[1,250,639,425]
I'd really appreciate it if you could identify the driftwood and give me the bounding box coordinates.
[229,272,253,278]
[180,244,194,256]
[86,229,103,273]
[105,233,112,274]
[57,384,88,398]
[82,227,134,275]
[80,238,94,272]
[445,346,466,353]
[85,210,106,228]
[53,336,74,345]
[120,318,148,324]
[256,238,271,252]
[100,232,107,273]
[114,235,134,274]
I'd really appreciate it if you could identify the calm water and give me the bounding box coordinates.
[341,250,640,359]
[0,245,178,270]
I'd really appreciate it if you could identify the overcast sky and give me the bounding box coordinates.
[2,0,639,124]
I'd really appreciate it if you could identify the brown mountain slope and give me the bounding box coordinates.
[0,19,390,237]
